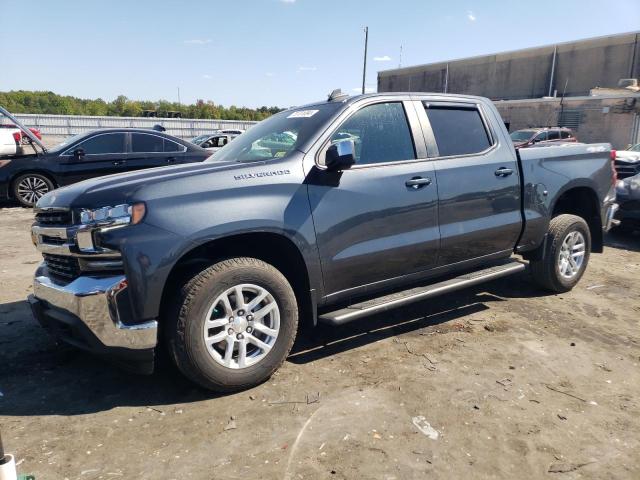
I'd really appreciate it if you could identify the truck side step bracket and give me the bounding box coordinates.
[318,260,527,326]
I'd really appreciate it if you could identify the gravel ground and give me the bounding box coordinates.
[0,206,638,480]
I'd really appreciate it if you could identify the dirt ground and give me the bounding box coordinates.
[0,205,638,480]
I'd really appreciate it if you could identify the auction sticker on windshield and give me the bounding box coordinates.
[287,110,319,118]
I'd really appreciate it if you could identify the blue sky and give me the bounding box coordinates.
[1,0,639,108]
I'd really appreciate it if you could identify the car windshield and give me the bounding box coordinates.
[208,103,342,163]
[48,132,90,153]
[510,130,535,142]
[628,143,640,152]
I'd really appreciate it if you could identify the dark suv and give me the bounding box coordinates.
[510,127,577,148]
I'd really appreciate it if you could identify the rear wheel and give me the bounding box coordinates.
[13,173,54,207]
[530,214,591,292]
[167,257,298,392]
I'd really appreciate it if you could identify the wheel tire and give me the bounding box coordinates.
[12,173,54,207]
[530,214,591,293]
[166,257,298,392]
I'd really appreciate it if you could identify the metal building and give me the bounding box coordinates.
[378,32,640,148]
[378,31,640,100]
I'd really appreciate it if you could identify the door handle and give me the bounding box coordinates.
[112,160,126,166]
[405,176,432,189]
[494,167,513,177]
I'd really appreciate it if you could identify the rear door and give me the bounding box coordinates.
[307,100,440,299]
[127,132,187,169]
[418,101,521,266]
[58,132,128,185]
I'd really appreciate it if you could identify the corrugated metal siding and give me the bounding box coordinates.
[2,114,258,138]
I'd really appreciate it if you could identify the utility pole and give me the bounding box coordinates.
[362,26,369,95]
[177,87,181,105]
[399,45,403,68]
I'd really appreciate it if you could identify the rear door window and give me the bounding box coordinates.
[548,130,560,140]
[132,133,164,153]
[328,102,416,165]
[561,131,572,139]
[76,133,126,155]
[164,139,183,152]
[423,105,492,157]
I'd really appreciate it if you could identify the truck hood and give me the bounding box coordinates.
[36,160,255,209]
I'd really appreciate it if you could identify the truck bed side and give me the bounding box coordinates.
[515,143,615,253]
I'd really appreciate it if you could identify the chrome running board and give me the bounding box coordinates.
[318,260,526,326]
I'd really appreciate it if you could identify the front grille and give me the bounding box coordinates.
[41,235,66,245]
[615,160,640,179]
[43,253,80,280]
[35,210,72,226]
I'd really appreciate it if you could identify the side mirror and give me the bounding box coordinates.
[73,148,85,159]
[325,140,355,171]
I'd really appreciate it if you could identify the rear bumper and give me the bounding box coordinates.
[29,263,157,373]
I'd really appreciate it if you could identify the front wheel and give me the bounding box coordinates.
[167,257,299,392]
[13,173,54,207]
[530,214,591,292]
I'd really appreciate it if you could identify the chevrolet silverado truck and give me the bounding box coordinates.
[26,91,618,392]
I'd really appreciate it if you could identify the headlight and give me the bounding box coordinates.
[79,203,146,226]
[616,180,629,195]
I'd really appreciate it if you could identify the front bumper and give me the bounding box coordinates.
[29,263,157,373]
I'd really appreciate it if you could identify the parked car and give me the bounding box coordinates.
[0,128,20,156]
[0,107,211,207]
[199,133,238,153]
[27,92,617,391]
[192,129,245,146]
[0,124,42,144]
[613,143,640,179]
[613,172,640,232]
[510,127,577,148]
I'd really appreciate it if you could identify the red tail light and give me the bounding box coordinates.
[12,132,20,143]
[610,149,617,185]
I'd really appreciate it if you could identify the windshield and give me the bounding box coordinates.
[48,132,91,153]
[208,103,342,163]
[510,130,535,142]
[628,143,640,152]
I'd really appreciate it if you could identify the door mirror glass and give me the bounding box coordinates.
[325,140,355,171]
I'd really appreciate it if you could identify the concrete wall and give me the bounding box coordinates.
[378,32,640,100]
[494,95,640,149]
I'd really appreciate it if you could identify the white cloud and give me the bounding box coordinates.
[374,55,392,62]
[184,39,212,45]
[265,72,276,77]
[202,74,212,80]
[297,66,317,72]
[280,0,296,3]
[467,10,476,21]
[352,87,376,93]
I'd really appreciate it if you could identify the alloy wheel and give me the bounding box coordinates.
[202,283,280,369]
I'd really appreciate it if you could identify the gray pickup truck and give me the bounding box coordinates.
[27,91,618,392]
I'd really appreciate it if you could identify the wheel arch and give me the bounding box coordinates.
[159,231,317,335]
[550,185,603,252]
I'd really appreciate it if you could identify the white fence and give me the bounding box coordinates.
[5,113,258,139]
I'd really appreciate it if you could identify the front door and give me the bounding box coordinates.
[307,101,440,299]
[419,101,521,266]
[58,132,129,185]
